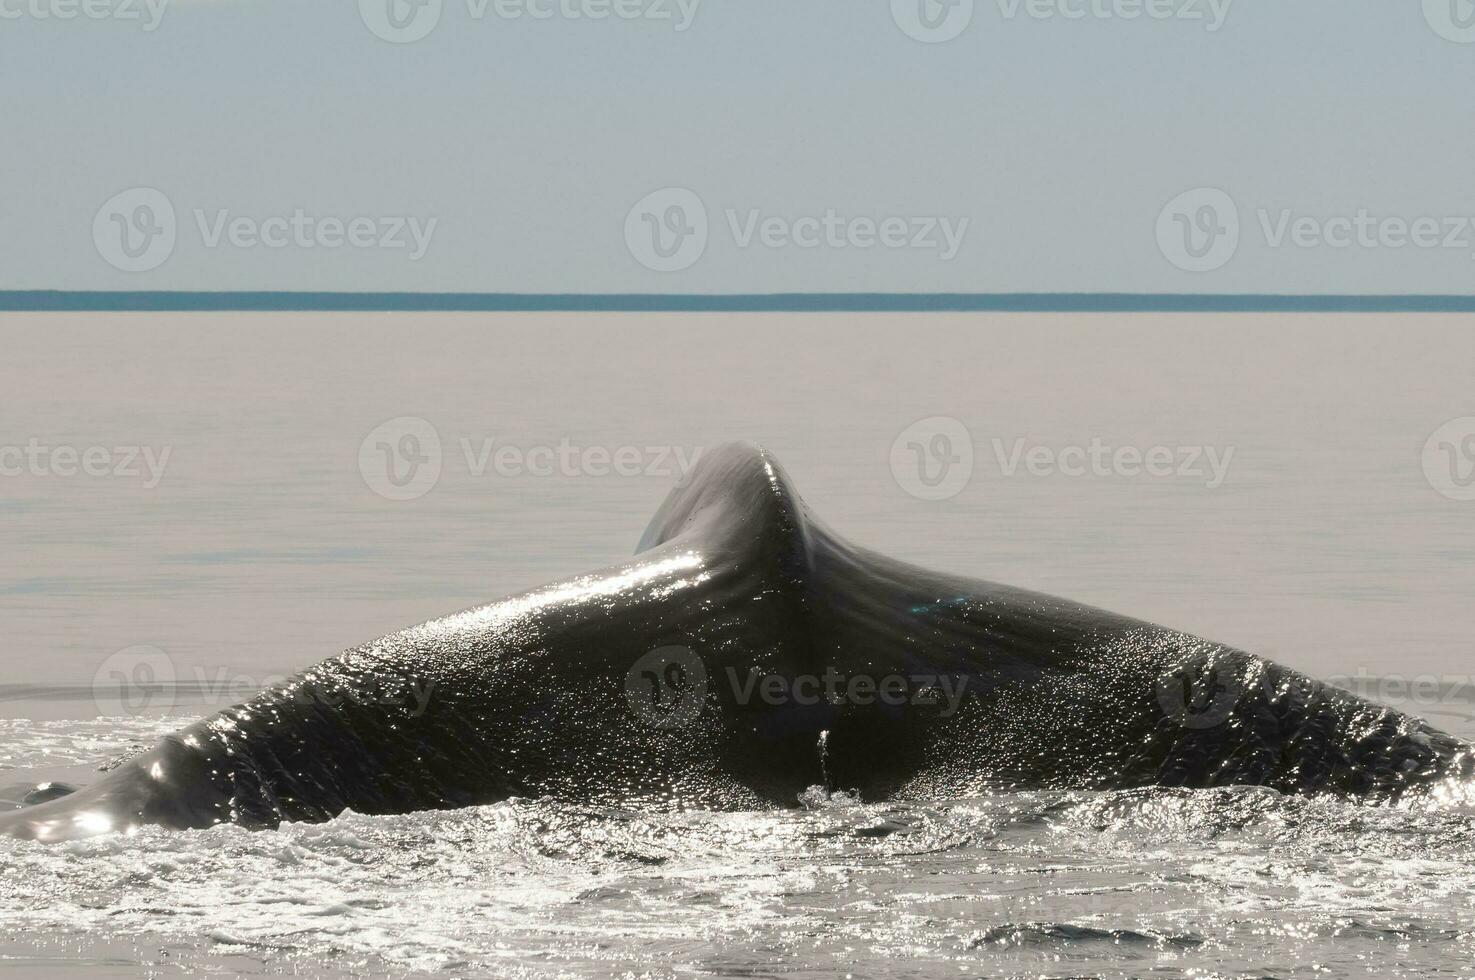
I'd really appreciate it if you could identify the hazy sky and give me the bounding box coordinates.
[2,0,1472,293]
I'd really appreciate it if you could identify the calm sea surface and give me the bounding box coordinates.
[2,313,1474,977]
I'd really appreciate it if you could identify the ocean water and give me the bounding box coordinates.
[5,710,1475,979]
[3,314,1475,977]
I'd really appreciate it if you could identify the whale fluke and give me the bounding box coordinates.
[3,443,1470,841]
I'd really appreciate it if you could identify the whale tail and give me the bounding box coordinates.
[4,441,1473,842]
[641,444,1475,799]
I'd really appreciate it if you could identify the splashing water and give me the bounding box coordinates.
[4,716,1475,978]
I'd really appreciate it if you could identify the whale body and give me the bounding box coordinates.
[3,443,1471,841]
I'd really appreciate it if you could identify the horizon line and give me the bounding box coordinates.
[2,292,1474,313]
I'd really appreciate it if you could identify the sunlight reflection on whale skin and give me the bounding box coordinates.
[2,443,1472,845]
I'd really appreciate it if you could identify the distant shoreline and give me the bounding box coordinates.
[2,292,1474,313]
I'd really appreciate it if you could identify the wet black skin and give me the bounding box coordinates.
[3,443,1470,841]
